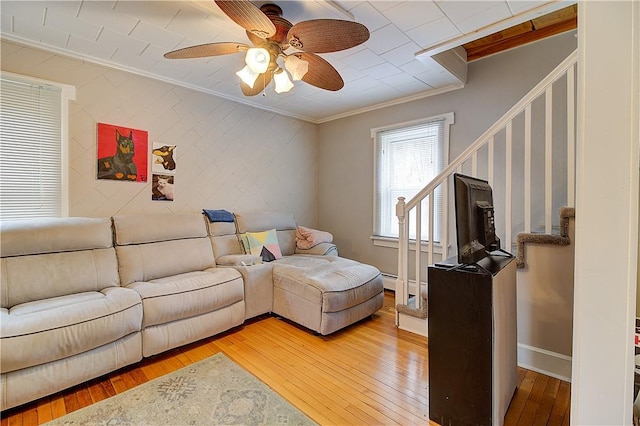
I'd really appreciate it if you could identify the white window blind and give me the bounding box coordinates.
[373,113,453,241]
[0,76,63,220]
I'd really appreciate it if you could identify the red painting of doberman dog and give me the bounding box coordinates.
[97,123,148,182]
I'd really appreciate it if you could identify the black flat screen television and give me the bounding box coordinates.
[453,173,501,265]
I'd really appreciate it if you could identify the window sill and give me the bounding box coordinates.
[371,235,444,254]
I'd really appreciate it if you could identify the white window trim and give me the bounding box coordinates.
[1,71,76,217]
[371,112,454,248]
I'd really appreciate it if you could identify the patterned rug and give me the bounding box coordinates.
[46,353,316,425]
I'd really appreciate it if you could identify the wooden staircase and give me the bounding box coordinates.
[393,50,578,380]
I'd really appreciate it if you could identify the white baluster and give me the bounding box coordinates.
[545,86,553,234]
[524,104,532,233]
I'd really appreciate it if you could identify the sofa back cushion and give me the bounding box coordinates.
[112,214,216,285]
[0,217,119,308]
[206,219,243,258]
[234,211,297,256]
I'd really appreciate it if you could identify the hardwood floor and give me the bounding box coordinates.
[1,291,570,425]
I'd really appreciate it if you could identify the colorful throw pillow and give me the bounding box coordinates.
[238,233,251,254]
[246,229,283,262]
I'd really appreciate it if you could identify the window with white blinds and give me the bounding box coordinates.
[373,113,453,241]
[0,74,74,220]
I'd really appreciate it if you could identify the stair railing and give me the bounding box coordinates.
[395,50,577,324]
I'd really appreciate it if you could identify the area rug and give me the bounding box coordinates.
[46,353,316,425]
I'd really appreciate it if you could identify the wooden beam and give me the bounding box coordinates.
[464,17,577,62]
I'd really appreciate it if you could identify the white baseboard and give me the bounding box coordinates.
[382,274,396,290]
[381,274,425,295]
[517,343,572,382]
[398,313,428,337]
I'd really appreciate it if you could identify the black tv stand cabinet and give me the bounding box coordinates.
[428,254,517,426]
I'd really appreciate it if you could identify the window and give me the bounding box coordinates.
[0,73,75,220]
[373,113,453,243]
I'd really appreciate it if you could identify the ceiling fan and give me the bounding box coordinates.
[163,0,370,96]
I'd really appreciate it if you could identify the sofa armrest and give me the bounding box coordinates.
[294,242,338,256]
[216,254,261,266]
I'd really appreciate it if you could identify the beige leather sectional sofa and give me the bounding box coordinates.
[0,211,383,411]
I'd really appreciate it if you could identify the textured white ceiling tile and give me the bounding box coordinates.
[45,6,101,41]
[396,81,435,95]
[340,48,385,71]
[349,1,390,32]
[335,64,364,83]
[364,62,403,79]
[455,3,512,33]
[0,9,12,33]
[380,41,423,67]
[98,28,148,56]
[130,20,184,50]
[320,44,366,60]
[507,0,550,14]
[380,72,419,87]
[399,59,435,75]
[77,2,138,35]
[383,1,444,31]
[1,1,46,39]
[37,26,70,48]
[405,16,461,48]
[149,59,197,81]
[114,1,181,29]
[436,0,504,24]
[360,83,403,101]
[339,1,366,13]
[370,1,405,13]
[368,24,411,55]
[1,1,45,21]
[111,46,159,71]
[67,35,116,59]
[165,6,223,42]
[341,75,380,92]
[7,15,45,41]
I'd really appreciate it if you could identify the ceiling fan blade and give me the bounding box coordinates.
[240,72,273,96]
[214,0,276,39]
[287,20,370,53]
[246,30,268,47]
[296,52,344,91]
[164,42,249,59]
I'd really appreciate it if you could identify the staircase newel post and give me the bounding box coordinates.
[395,196,407,326]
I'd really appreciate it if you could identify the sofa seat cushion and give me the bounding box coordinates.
[273,255,335,268]
[0,287,142,373]
[273,258,383,313]
[127,269,243,328]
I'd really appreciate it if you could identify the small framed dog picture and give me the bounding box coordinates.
[152,143,176,175]
[96,123,148,182]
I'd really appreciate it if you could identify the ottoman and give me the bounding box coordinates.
[272,256,384,335]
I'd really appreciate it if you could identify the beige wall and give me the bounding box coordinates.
[0,40,319,225]
[516,218,575,381]
[317,31,578,274]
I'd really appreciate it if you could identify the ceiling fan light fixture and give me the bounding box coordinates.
[245,47,270,74]
[284,55,309,81]
[236,65,260,88]
[274,68,294,93]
